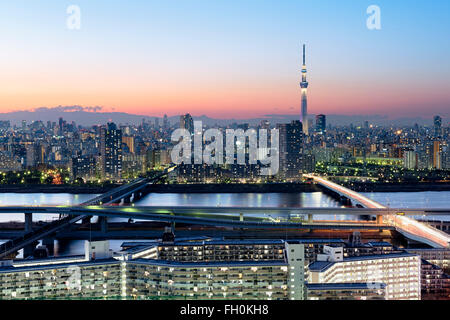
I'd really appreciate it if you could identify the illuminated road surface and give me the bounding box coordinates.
[304,174,450,248]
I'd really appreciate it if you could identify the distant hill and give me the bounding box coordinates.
[0,106,159,127]
[0,106,446,127]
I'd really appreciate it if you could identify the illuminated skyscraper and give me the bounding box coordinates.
[300,44,309,135]
[433,140,442,169]
[100,122,123,181]
[277,120,303,179]
[315,114,326,134]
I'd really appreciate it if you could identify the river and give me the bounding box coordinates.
[0,190,448,257]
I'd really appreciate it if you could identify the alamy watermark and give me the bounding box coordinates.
[65,265,82,291]
[366,5,381,30]
[171,121,279,176]
[67,5,81,30]
[65,5,380,31]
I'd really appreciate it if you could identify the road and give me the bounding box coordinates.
[304,174,450,248]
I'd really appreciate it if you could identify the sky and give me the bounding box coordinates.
[0,0,449,119]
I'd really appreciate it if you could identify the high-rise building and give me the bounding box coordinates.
[122,136,135,154]
[315,114,326,134]
[277,120,303,179]
[417,143,433,169]
[72,155,97,181]
[163,114,169,131]
[122,154,146,177]
[434,115,442,138]
[58,117,65,136]
[300,44,309,135]
[180,113,194,134]
[443,145,450,170]
[25,143,44,167]
[433,140,442,169]
[100,122,123,180]
[146,149,161,169]
[404,150,418,170]
[302,153,316,173]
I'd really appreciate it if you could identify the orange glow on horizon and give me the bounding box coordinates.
[0,71,448,119]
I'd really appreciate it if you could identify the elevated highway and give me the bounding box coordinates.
[0,205,445,236]
[0,205,448,219]
[304,174,450,248]
[0,206,397,243]
[0,166,176,259]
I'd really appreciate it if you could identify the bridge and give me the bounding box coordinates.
[1,205,448,222]
[1,169,448,259]
[0,205,447,241]
[0,166,175,259]
[304,174,450,248]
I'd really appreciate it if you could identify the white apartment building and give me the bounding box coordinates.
[308,250,421,300]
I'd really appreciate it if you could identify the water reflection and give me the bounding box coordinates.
[0,193,100,222]
[362,191,449,209]
[134,192,342,208]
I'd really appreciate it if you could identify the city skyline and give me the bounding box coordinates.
[0,0,449,119]
[0,0,449,305]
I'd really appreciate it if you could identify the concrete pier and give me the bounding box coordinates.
[24,213,33,232]
[99,216,108,234]
[42,237,55,256]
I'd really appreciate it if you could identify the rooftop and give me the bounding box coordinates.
[367,241,394,248]
[122,238,345,248]
[0,258,119,274]
[0,257,289,273]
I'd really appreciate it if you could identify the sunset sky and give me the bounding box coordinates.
[0,0,449,119]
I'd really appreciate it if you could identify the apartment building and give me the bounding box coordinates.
[307,249,421,300]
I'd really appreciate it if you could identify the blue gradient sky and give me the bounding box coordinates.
[0,0,449,118]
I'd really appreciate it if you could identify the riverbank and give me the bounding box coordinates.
[0,182,448,194]
[0,184,118,194]
[343,182,450,192]
[146,182,450,193]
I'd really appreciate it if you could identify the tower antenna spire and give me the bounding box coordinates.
[303,44,306,65]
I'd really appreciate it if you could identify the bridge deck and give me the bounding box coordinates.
[304,174,450,248]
